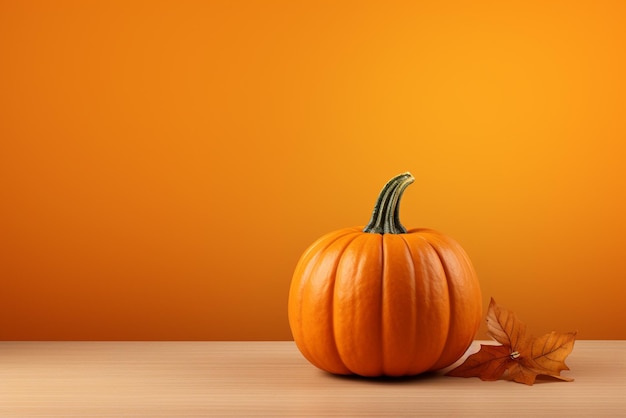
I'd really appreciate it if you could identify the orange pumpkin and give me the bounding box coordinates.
[288,172,482,377]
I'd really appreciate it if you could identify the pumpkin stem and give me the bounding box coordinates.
[363,172,415,234]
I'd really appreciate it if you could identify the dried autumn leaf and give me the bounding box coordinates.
[530,330,577,376]
[446,344,510,381]
[446,298,577,385]
[485,297,528,349]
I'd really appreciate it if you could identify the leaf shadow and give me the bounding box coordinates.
[532,374,575,384]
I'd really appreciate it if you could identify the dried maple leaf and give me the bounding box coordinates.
[446,298,577,385]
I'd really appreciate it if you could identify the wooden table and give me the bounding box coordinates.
[1,341,624,417]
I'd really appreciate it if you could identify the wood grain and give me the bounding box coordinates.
[1,341,624,417]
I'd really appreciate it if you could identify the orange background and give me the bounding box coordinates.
[1,0,625,340]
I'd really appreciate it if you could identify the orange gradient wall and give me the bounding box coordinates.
[1,1,625,340]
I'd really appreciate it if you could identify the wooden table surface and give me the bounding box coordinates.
[1,340,624,417]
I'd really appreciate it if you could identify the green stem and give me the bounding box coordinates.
[363,172,415,234]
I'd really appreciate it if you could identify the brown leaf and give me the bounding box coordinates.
[530,330,577,375]
[446,344,510,381]
[485,297,528,350]
[446,298,576,385]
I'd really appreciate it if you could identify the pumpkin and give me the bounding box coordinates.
[288,172,482,377]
